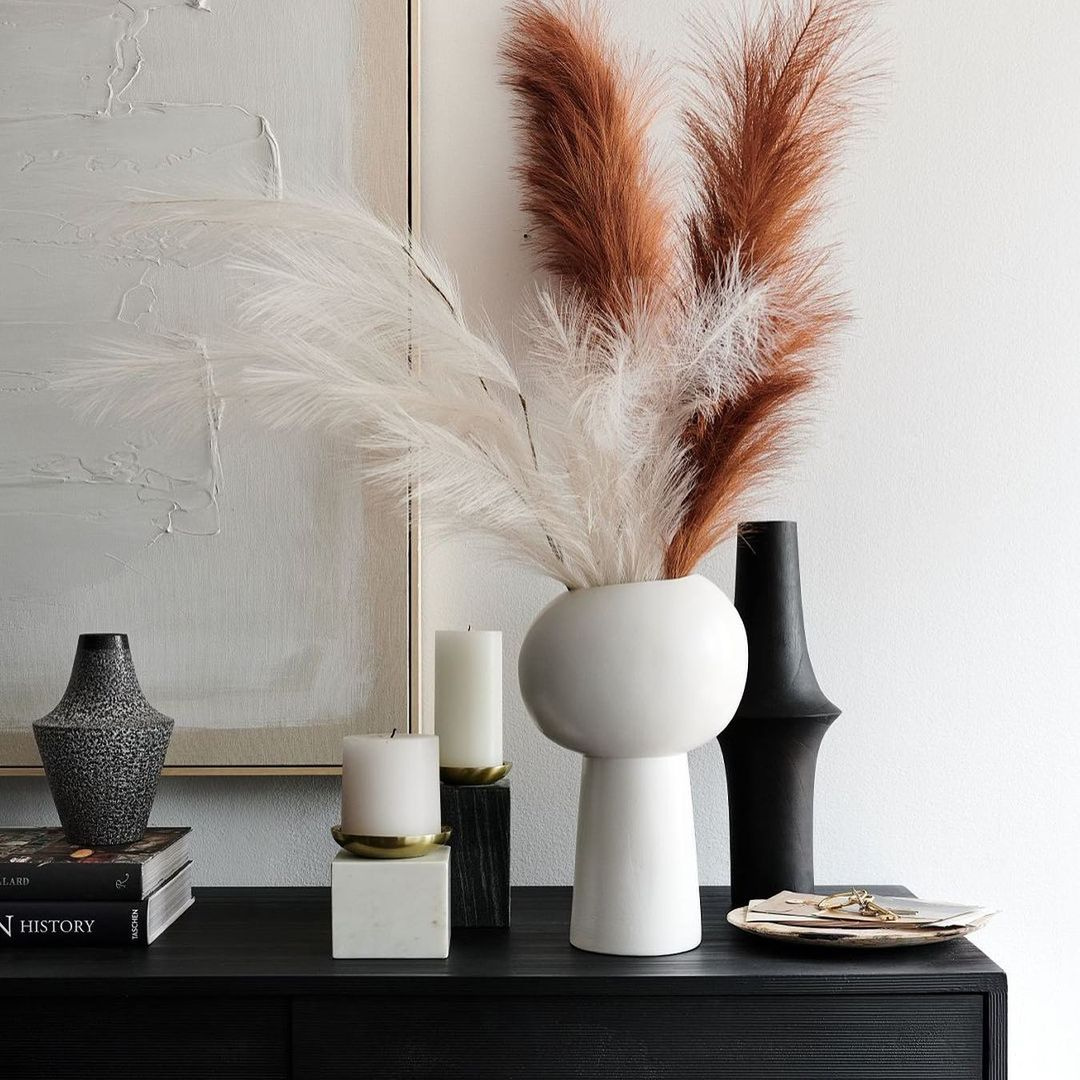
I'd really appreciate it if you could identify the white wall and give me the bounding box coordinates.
[2,3,1076,1074]
[419,2,1080,1074]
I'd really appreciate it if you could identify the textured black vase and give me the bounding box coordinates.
[719,522,840,910]
[33,634,173,847]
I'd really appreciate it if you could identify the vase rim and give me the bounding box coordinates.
[738,519,797,530]
[77,633,130,651]
[568,573,712,596]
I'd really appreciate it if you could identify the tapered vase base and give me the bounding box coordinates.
[568,754,702,957]
[568,929,702,957]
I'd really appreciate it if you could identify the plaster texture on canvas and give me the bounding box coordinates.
[0,0,407,761]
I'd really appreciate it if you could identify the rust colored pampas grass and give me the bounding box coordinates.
[68,0,877,590]
[501,1,674,324]
[666,0,878,576]
[503,0,878,579]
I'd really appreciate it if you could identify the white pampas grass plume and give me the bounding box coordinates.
[62,192,771,589]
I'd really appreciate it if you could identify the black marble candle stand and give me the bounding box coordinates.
[440,780,511,929]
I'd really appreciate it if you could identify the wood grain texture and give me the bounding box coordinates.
[295,994,983,1079]
[987,985,1009,1080]
[0,885,1005,996]
[4,995,289,1080]
[441,780,511,927]
[0,886,1006,1079]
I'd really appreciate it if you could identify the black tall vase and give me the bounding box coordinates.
[719,521,839,910]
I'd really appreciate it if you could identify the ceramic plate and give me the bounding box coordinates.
[726,906,994,948]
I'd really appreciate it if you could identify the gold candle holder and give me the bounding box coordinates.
[439,761,512,786]
[331,824,452,859]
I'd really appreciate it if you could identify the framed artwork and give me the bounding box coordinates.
[0,0,420,774]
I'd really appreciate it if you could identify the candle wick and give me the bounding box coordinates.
[390,727,397,739]
[467,624,471,632]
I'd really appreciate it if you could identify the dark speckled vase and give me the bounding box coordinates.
[33,634,173,847]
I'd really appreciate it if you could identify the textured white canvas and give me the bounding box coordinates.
[0,0,410,766]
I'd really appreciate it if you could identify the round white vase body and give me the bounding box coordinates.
[518,575,748,955]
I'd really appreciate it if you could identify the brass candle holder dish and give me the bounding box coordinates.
[331,824,452,859]
[439,761,512,786]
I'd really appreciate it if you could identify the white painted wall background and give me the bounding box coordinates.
[1,2,1077,1074]
[418,2,1080,1075]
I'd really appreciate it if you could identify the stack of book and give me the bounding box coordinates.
[0,826,193,946]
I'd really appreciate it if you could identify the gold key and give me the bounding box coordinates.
[806,889,906,922]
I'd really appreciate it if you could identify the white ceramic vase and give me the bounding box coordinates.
[518,574,748,956]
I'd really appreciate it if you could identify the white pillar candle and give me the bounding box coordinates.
[434,630,503,768]
[340,733,441,836]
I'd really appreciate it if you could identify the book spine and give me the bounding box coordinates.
[0,900,148,946]
[0,863,144,901]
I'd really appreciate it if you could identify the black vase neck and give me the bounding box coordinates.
[61,633,146,708]
[77,633,130,652]
[731,521,838,722]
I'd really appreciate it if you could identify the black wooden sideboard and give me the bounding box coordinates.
[0,885,1006,1079]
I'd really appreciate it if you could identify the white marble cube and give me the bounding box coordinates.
[331,847,450,959]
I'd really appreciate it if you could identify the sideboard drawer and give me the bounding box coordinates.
[293,993,984,1079]
[4,994,290,1079]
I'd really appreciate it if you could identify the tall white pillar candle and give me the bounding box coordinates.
[340,733,441,836]
[434,630,503,768]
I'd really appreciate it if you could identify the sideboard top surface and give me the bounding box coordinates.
[0,886,1004,997]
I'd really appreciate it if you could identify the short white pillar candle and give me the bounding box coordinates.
[434,630,503,768]
[340,732,441,836]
